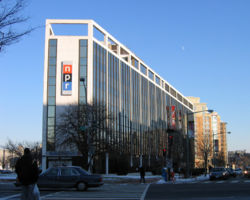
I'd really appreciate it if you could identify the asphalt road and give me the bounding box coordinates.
[0,182,148,200]
[1,177,250,200]
[145,177,250,200]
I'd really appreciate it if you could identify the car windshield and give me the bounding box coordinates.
[40,167,59,176]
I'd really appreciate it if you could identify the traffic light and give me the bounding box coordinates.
[163,148,166,157]
[168,135,173,146]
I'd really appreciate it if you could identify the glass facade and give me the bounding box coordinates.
[79,40,88,104]
[47,39,57,151]
[92,42,191,163]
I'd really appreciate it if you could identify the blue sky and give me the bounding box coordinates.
[0,0,249,152]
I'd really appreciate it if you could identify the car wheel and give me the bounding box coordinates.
[77,182,87,191]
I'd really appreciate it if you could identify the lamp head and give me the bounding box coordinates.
[80,77,85,82]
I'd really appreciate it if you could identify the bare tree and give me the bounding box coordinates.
[2,139,42,166]
[0,0,33,52]
[197,133,213,174]
[56,103,114,171]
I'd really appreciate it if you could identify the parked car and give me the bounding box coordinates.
[210,167,230,180]
[234,168,243,176]
[0,170,13,174]
[226,168,236,177]
[243,167,250,178]
[16,166,104,191]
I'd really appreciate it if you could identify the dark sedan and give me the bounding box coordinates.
[38,166,103,191]
[16,166,103,191]
[210,167,230,180]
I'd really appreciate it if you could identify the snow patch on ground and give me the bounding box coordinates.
[156,174,210,184]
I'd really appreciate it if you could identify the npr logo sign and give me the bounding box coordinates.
[62,63,72,95]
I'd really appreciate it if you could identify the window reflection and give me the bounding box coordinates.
[48,86,56,96]
[48,106,55,117]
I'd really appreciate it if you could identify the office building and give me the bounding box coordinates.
[42,19,194,172]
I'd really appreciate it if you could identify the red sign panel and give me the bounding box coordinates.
[63,64,72,74]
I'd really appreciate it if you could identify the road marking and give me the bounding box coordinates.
[231,180,240,183]
[188,182,197,184]
[41,191,63,200]
[140,183,150,200]
[216,181,225,183]
[0,194,20,200]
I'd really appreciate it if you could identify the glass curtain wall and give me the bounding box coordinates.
[108,51,119,151]
[79,40,88,104]
[47,39,57,151]
[121,61,131,153]
[93,42,190,169]
[93,42,107,151]
[140,76,148,155]
[131,69,140,155]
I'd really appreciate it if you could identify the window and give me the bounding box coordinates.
[108,38,118,54]
[140,64,147,75]
[60,168,80,176]
[165,83,170,92]
[148,70,154,81]
[155,76,160,85]
[177,93,182,102]
[131,56,138,69]
[46,168,58,176]
[71,168,80,175]
[170,87,176,97]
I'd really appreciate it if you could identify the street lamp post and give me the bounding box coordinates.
[186,109,213,178]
